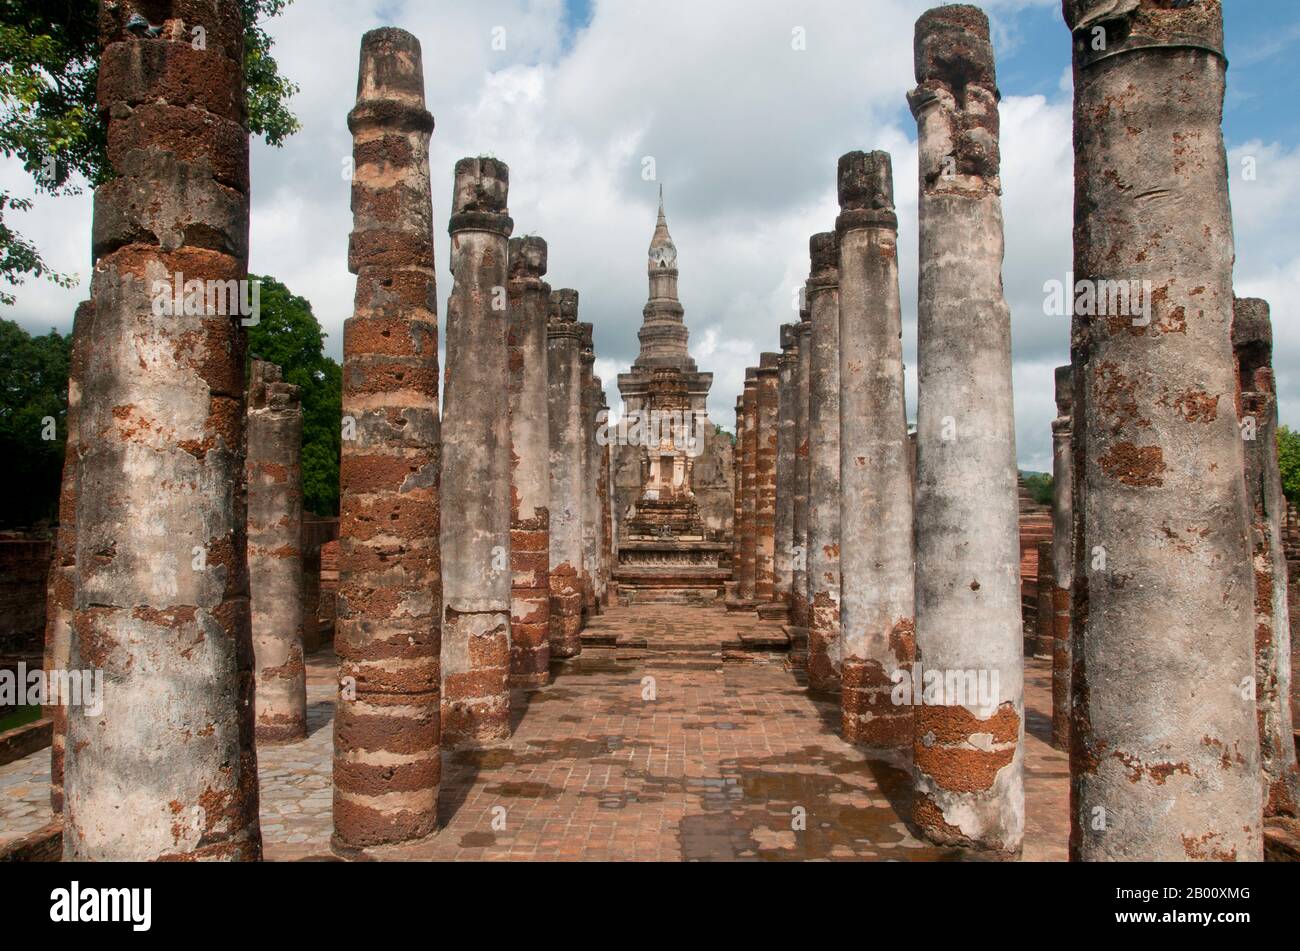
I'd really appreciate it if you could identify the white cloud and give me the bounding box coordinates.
[2,0,1295,469]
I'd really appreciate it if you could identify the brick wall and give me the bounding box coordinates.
[0,535,54,718]
[0,537,53,660]
[302,516,338,653]
[1018,479,1053,646]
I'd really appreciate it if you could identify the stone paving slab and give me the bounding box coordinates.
[0,603,1069,861]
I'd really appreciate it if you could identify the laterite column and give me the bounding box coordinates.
[441,156,514,748]
[334,28,442,851]
[506,236,552,687]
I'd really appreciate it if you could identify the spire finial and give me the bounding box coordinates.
[657,184,665,223]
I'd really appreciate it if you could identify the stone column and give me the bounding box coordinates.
[547,289,585,657]
[578,324,600,620]
[67,0,260,860]
[909,5,1022,854]
[335,28,441,851]
[247,359,307,743]
[806,232,842,695]
[1066,0,1261,860]
[1234,298,1299,818]
[835,150,914,757]
[1050,365,1073,751]
[727,394,745,602]
[598,397,614,606]
[738,368,760,604]
[754,353,781,603]
[772,324,799,611]
[441,157,514,749]
[788,313,813,655]
[589,374,607,610]
[506,236,551,687]
[43,300,89,814]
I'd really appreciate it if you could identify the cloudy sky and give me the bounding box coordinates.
[3,0,1298,472]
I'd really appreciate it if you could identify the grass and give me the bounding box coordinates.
[0,704,43,734]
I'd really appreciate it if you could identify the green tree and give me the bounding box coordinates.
[247,276,341,516]
[1021,470,1053,506]
[1279,425,1300,508]
[0,0,299,304]
[0,317,69,529]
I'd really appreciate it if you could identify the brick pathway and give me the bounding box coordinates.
[0,603,1069,861]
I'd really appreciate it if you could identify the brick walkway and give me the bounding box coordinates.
[0,603,1069,861]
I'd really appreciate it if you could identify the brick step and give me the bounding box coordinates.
[643,659,722,668]
[579,633,723,654]
[722,649,787,665]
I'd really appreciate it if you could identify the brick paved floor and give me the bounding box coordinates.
[0,603,1069,861]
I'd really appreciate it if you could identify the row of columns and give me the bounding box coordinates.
[46,0,1297,862]
[735,0,1298,859]
[51,15,617,859]
[332,27,617,853]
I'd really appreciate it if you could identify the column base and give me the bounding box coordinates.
[331,825,442,861]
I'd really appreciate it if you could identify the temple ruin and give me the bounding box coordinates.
[1,0,1296,871]
[612,192,733,605]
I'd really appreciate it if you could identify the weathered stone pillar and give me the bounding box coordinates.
[835,150,914,757]
[1234,297,1299,818]
[726,394,745,604]
[441,156,514,749]
[738,368,760,604]
[335,27,442,851]
[547,289,585,657]
[598,397,614,606]
[909,5,1022,854]
[806,232,842,695]
[788,312,813,657]
[1050,365,1073,751]
[247,359,307,743]
[1065,0,1261,860]
[578,324,600,620]
[773,325,799,610]
[506,237,552,688]
[754,353,781,603]
[589,375,608,610]
[67,0,260,859]
[43,300,89,814]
